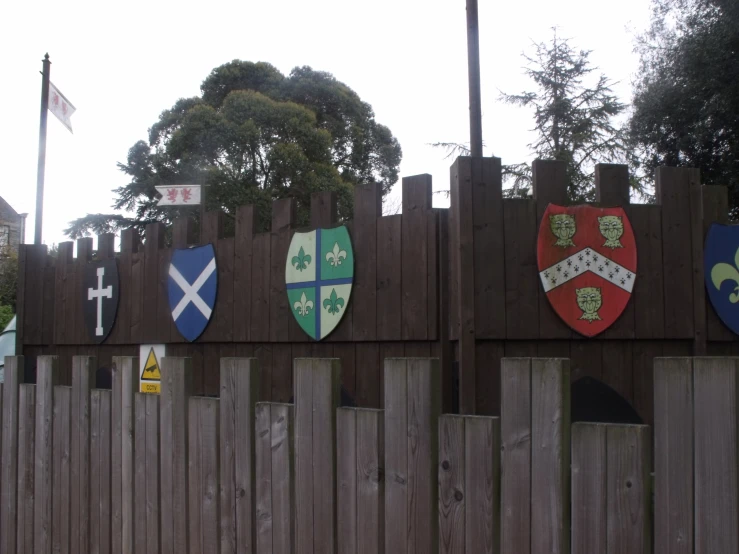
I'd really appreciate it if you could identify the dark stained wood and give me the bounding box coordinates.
[533,159,571,339]
[530,358,570,554]
[439,415,465,554]
[595,164,630,207]
[253,345,272,402]
[503,199,540,339]
[254,403,273,554]
[16,244,26,349]
[570,340,603,382]
[571,424,606,554]
[172,216,197,249]
[310,191,338,228]
[271,343,292,403]
[234,205,256,343]
[355,343,380,408]
[109,230,136,345]
[601,341,634,406]
[356,408,384,554]
[504,341,537,358]
[475,341,503,416]
[689,172,707,354]
[42,261,55,345]
[656,167,695,338]
[654,357,693,554]
[333,342,356,403]
[465,416,499,554]
[143,223,164,342]
[401,174,432,341]
[337,408,358,554]
[632,341,662,427]
[702,186,734,341]
[693,357,739,554]
[384,358,408,554]
[376,215,402,340]
[199,212,225,344]
[606,425,651,554]
[450,158,477,413]
[500,358,531,554]
[471,157,505,339]
[436,209,453,413]
[2,357,24,554]
[201,209,225,245]
[22,244,48,345]
[129,251,144,344]
[250,233,271,343]
[352,184,382,341]
[52,385,72,554]
[54,242,74,344]
[17,384,35,554]
[536,340,570,359]
[270,198,296,343]
[76,238,94,344]
[157,247,173,343]
[71,356,95,554]
[217,237,235,342]
[629,205,664,339]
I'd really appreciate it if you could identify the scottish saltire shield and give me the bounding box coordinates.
[168,244,218,342]
[285,226,354,340]
[705,223,739,335]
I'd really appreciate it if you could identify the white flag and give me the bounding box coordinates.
[155,185,202,206]
[48,82,75,133]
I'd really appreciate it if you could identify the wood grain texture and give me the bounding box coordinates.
[355,342,381,409]
[143,223,164,342]
[376,215,402,340]
[250,234,271,342]
[352,184,382,341]
[34,356,61,554]
[693,357,739,554]
[689,173,706,354]
[356,408,384,554]
[294,359,314,554]
[53,386,72,554]
[465,416,499,554]
[606,425,651,554]
[503,200,539,339]
[72,355,95,554]
[189,397,221,554]
[220,358,259,554]
[475,342,503,416]
[160,357,194,554]
[271,403,295,554]
[500,358,531,554]
[2,356,24,554]
[384,358,408,554]
[94,389,113,554]
[134,393,148,554]
[571,423,607,554]
[113,356,138,554]
[337,408,358,554]
[439,416,465,554]
[129,251,144,344]
[653,357,693,554]
[632,341,662,427]
[53,243,74,344]
[595,163,631,208]
[234,206,256,342]
[601,341,634,407]
[530,358,570,554]
[157,247,173,343]
[17,384,35,554]
[401,175,431,341]
[270,198,296,343]
[254,403,273,554]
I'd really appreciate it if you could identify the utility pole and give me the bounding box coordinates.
[35,53,51,244]
[466,0,483,157]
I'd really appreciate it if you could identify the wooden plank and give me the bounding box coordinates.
[52,386,72,554]
[15,243,26,349]
[99,390,113,554]
[18,384,35,554]
[218,237,236,341]
[189,397,220,554]
[115,230,138,345]
[146,394,160,554]
[401,174,431,340]
[355,343,380,409]
[500,358,531,554]
[475,341,503,416]
[112,356,138,554]
[72,355,95,554]
[571,424,606,554]
[595,163,630,207]
[34,355,61,554]
[450,158,477,413]
[448,165,460,342]
[689,173,706,353]
[352,184,382,341]
[129,251,144,344]
[355,408,384,554]
[376,215,402,340]
[2,356,24,554]
[530,358,570,554]
[142,223,164,342]
[23,244,49,345]
[332,343,356,405]
[234,206,256,342]
[134,394,148,554]
[337,408,358,554]
[653,357,693,554]
[293,357,314,554]
[503,199,539,339]
[532,160,571,339]
[42,261,55,345]
[271,403,294,554]
[271,344,293,404]
[439,415,465,554]
[160,357,193,554]
[254,403,273,554]
[570,340,603,382]
[702,186,734,340]
[220,358,259,554]
[606,425,651,554]
[601,341,634,406]
[54,243,74,344]
[157,247,173,343]
[172,216,197,249]
[383,358,408,554]
[471,157,505,339]
[656,167,695,338]
[465,416,499,554]
[632,341,662,427]
[693,357,739,554]
[435,209,453,413]
[251,233,271,342]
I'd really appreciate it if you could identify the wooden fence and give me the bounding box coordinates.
[1,353,737,553]
[14,157,739,421]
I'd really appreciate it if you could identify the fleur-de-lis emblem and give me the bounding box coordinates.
[292,246,312,272]
[293,292,314,317]
[711,246,739,303]
[323,288,345,315]
[325,242,347,267]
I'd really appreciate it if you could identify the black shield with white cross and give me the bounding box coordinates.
[82,259,120,343]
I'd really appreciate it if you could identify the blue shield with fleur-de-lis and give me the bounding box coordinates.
[285,226,354,340]
[705,223,739,335]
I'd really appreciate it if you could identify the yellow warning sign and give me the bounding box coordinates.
[141,347,161,380]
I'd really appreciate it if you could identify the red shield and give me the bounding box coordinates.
[537,204,637,337]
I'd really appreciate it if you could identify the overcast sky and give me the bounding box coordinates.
[1,0,652,248]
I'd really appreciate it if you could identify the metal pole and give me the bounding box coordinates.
[35,53,51,245]
[466,0,483,157]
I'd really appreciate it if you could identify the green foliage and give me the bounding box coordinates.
[67,61,402,238]
[500,30,635,202]
[0,247,18,312]
[629,0,739,214]
[0,305,12,331]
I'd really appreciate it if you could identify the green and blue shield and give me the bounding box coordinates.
[285,226,353,340]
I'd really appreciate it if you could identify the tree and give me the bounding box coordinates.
[499,31,634,201]
[0,247,18,323]
[628,0,739,214]
[66,61,402,237]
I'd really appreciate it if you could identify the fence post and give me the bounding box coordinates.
[71,355,95,554]
[52,385,71,554]
[2,355,24,554]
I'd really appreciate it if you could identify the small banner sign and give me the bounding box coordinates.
[155,185,201,206]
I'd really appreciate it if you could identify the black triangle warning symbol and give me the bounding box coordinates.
[141,347,161,381]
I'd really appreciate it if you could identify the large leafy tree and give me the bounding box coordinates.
[629,0,739,214]
[500,31,634,201]
[67,61,402,237]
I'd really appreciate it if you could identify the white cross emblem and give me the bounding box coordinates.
[88,267,113,336]
[169,258,217,321]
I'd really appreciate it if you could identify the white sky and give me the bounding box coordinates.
[1,0,651,248]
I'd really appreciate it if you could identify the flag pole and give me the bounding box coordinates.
[466,0,483,157]
[35,53,51,245]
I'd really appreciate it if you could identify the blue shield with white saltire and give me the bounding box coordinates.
[168,244,218,342]
[705,223,739,335]
[285,226,354,340]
